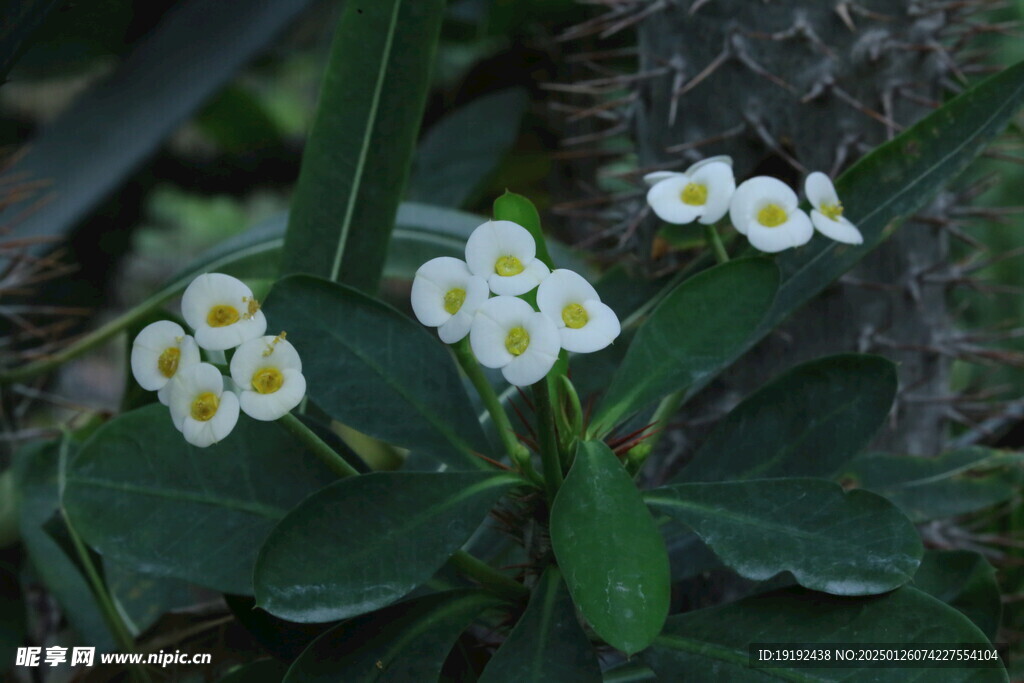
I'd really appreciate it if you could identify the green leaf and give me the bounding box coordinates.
[62,404,339,594]
[224,594,329,661]
[677,354,897,483]
[281,0,445,291]
[914,550,1002,641]
[493,191,555,270]
[840,449,1023,522]
[645,478,922,596]
[263,274,491,470]
[410,88,529,208]
[589,259,779,437]
[751,60,1024,361]
[284,590,502,682]
[644,586,1006,682]
[254,471,521,622]
[12,440,116,651]
[550,441,670,655]
[104,560,196,637]
[478,566,601,683]
[2,0,315,255]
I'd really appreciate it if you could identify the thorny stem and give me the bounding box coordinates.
[453,338,541,483]
[58,435,151,683]
[278,412,360,479]
[449,549,528,600]
[532,381,563,504]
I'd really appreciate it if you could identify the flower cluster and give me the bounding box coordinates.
[411,220,621,387]
[131,273,306,447]
[645,158,862,254]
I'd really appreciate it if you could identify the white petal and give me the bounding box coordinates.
[183,391,239,448]
[747,210,813,253]
[560,301,620,353]
[179,336,201,369]
[536,269,600,323]
[131,346,166,391]
[438,311,473,344]
[230,336,302,388]
[168,362,224,430]
[729,176,798,235]
[805,172,839,211]
[181,273,254,332]
[685,155,733,175]
[501,351,557,387]
[415,256,472,289]
[690,162,735,225]
[465,221,536,277]
[470,296,532,368]
[194,311,268,351]
[488,258,549,296]
[133,320,186,352]
[647,175,702,225]
[812,212,864,245]
[410,276,449,327]
[462,276,490,313]
[522,311,561,358]
[240,369,305,421]
[642,171,682,186]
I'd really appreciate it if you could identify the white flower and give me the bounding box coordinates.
[805,172,863,245]
[229,334,306,421]
[537,269,620,354]
[130,321,201,405]
[410,257,489,344]
[181,273,267,351]
[644,157,735,226]
[470,296,560,387]
[465,220,551,296]
[729,176,813,253]
[168,362,240,448]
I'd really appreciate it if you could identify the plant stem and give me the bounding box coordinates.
[278,412,360,479]
[449,549,527,600]
[453,339,541,482]
[532,381,563,504]
[703,223,730,264]
[58,437,150,683]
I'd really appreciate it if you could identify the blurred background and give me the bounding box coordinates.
[2,0,1024,679]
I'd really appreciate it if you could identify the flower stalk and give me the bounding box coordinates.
[532,380,563,504]
[278,412,360,479]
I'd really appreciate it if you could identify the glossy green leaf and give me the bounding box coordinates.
[284,591,502,682]
[678,354,897,483]
[646,478,922,596]
[550,441,669,655]
[62,404,339,594]
[263,275,491,470]
[224,595,329,661]
[104,560,196,637]
[914,550,1001,641]
[255,471,521,622]
[644,586,1006,682]
[13,440,116,652]
[281,0,445,291]
[410,89,529,209]
[841,449,1023,522]
[479,566,601,683]
[2,0,315,256]
[493,191,555,270]
[589,259,778,437]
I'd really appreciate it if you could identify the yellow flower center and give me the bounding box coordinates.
[207,304,240,328]
[190,392,219,422]
[157,347,180,378]
[252,367,284,394]
[757,203,788,228]
[821,202,844,221]
[505,326,530,356]
[562,303,589,329]
[444,288,466,315]
[680,182,708,206]
[495,255,525,277]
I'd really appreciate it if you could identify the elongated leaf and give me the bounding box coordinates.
[255,471,521,622]
[13,441,116,651]
[841,449,1023,522]
[3,0,315,252]
[62,405,339,594]
[646,478,922,596]
[284,591,502,682]
[644,586,1006,682]
[263,275,491,469]
[281,0,445,291]
[589,259,779,437]
[550,441,669,655]
[104,560,196,637]
[479,566,601,683]
[914,550,1001,641]
[410,89,529,208]
[678,354,897,483]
